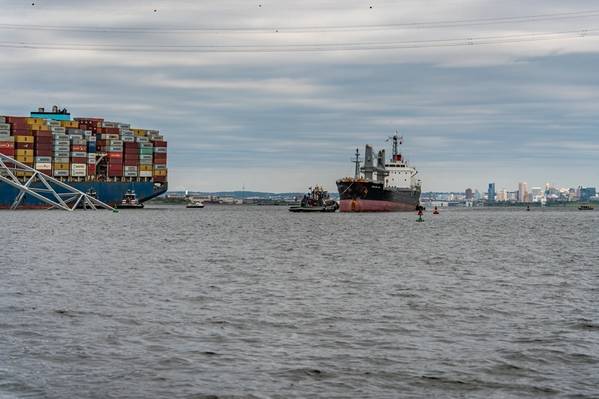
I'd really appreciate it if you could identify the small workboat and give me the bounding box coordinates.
[116,189,144,209]
[186,201,205,208]
[289,185,339,213]
[578,204,594,210]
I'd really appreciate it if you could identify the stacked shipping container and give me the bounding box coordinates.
[0,113,167,182]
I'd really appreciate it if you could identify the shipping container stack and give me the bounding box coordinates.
[1,113,166,184]
[51,121,69,178]
[149,130,167,183]
[30,118,53,176]
[66,120,88,180]
[0,117,15,168]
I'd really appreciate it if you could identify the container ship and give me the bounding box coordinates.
[336,134,421,212]
[0,106,167,208]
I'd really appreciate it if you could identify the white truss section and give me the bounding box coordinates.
[0,153,116,211]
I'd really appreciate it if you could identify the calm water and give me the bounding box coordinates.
[1,206,598,398]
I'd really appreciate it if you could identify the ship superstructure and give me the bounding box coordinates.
[336,134,421,212]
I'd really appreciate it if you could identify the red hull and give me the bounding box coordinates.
[339,199,417,212]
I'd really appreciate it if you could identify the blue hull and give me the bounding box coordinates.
[0,181,167,208]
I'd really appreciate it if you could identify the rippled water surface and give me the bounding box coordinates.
[1,206,598,398]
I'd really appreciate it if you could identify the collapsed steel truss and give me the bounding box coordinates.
[0,153,116,211]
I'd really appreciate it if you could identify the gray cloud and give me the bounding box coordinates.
[1,0,598,191]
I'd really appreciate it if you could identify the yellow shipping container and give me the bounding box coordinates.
[15,135,34,143]
[53,163,70,170]
[133,129,147,137]
[16,171,35,177]
[16,149,34,157]
[139,164,153,171]
[60,121,79,128]
[16,156,35,163]
[153,170,168,176]
[31,123,49,131]
[26,118,44,125]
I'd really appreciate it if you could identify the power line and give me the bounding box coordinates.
[1,9,599,33]
[0,29,595,53]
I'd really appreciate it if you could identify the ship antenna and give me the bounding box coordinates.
[352,148,362,178]
[387,130,402,157]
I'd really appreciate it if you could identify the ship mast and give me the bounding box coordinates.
[352,148,362,178]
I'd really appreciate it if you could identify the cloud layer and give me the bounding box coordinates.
[1,0,598,191]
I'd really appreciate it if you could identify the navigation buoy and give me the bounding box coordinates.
[433,206,439,215]
[417,209,424,222]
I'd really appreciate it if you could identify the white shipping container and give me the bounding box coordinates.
[154,147,167,153]
[124,171,138,177]
[135,137,149,143]
[70,152,87,158]
[138,159,153,165]
[54,157,69,163]
[124,166,138,172]
[71,163,87,170]
[35,156,52,163]
[139,171,152,177]
[35,163,52,170]
[122,136,135,142]
[53,170,69,177]
[0,123,10,129]
[153,164,167,170]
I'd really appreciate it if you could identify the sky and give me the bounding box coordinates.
[1,0,598,193]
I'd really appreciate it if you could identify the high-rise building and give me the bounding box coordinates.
[487,183,496,203]
[518,182,528,202]
[465,188,473,200]
[580,187,597,202]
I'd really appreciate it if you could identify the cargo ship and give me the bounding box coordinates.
[0,106,167,208]
[336,134,421,212]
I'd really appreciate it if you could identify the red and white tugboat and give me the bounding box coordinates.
[116,189,144,209]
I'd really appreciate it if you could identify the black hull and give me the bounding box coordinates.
[336,179,420,212]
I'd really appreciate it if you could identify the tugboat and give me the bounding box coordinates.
[578,204,594,210]
[116,189,144,209]
[289,185,339,212]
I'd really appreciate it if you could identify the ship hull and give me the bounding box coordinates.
[336,180,420,212]
[0,181,167,209]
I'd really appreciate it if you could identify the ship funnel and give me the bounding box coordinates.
[361,144,374,180]
[52,105,58,113]
[38,107,44,112]
[376,149,388,182]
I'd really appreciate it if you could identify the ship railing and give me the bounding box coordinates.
[0,153,116,211]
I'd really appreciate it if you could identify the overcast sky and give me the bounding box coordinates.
[1,0,598,192]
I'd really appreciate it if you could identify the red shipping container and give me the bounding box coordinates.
[35,136,52,144]
[124,142,139,149]
[0,148,15,156]
[71,157,87,163]
[108,152,122,159]
[104,127,120,135]
[12,129,32,135]
[33,131,52,137]
[153,154,167,162]
[87,165,96,175]
[153,141,167,147]
[123,159,138,166]
[71,145,86,151]
[35,144,52,151]
[153,175,167,182]
[35,150,52,157]
[0,142,15,149]
[40,170,52,177]
[15,143,34,149]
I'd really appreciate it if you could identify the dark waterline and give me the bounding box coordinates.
[1,206,598,398]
